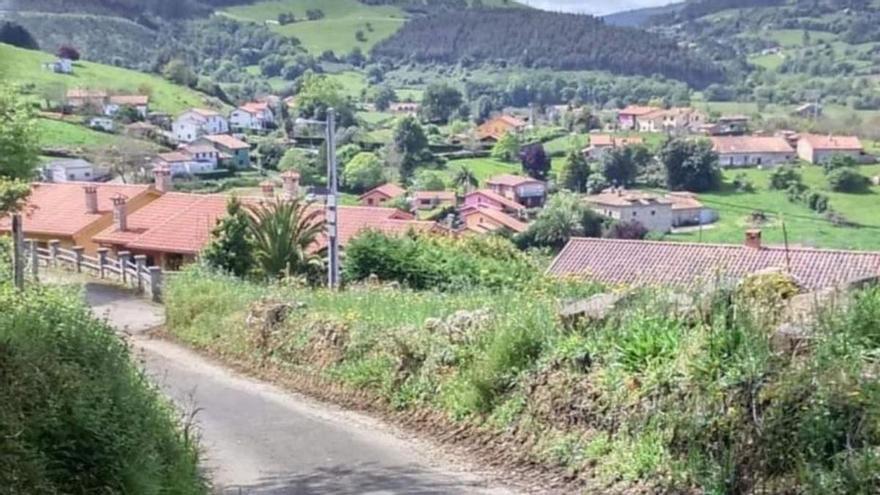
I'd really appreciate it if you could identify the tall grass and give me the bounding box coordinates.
[0,284,207,494]
[166,267,880,494]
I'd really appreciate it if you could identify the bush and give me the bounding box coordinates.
[769,166,803,191]
[0,286,206,494]
[827,167,870,193]
[604,220,648,240]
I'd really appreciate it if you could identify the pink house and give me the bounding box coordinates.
[462,189,525,215]
[485,174,547,208]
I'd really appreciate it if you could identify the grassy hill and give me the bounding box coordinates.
[0,43,220,114]
[220,0,407,54]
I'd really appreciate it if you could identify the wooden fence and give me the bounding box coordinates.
[24,240,163,302]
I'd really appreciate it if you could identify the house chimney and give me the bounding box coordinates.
[260,180,275,198]
[111,193,128,231]
[84,185,99,214]
[745,229,762,249]
[153,165,172,193]
[280,170,300,200]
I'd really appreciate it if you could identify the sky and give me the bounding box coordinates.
[518,0,675,16]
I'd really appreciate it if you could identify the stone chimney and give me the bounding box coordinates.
[153,165,172,193]
[280,170,300,200]
[84,185,98,214]
[745,229,762,249]
[260,180,275,199]
[111,193,128,232]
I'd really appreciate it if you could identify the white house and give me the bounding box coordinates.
[710,136,795,168]
[172,108,229,143]
[179,143,220,169]
[104,95,150,118]
[45,158,101,183]
[797,134,865,164]
[584,189,674,233]
[583,134,644,161]
[229,102,274,132]
[153,150,215,176]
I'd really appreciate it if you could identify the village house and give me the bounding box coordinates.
[584,189,674,233]
[65,88,108,110]
[412,191,456,211]
[104,95,150,118]
[388,102,421,116]
[797,134,865,164]
[152,144,219,176]
[229,101,275,132]
[548,231,880,291]
[617,105,660,130]
[699,115,750,136]
[459,206,528,234]
[636,107,705,134]
[485,174,547,208]
[462,189,526,216]
[710,135,795,167]
[196,134,251,169]
[172,108,229,143]
[43,158,104,183]
[665,191,718,227]
[583,134,644,161]
[359,183,407,207]
[0,182,157,254]
[476,115,527,142]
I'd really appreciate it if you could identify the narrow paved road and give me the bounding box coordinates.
[84,283,517,495]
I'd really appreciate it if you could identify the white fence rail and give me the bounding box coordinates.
[25,240,163,302]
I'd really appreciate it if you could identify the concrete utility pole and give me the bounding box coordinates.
[11,214,24,290]
[325,108,340,290]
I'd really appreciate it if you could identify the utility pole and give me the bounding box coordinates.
[12,214,24,290]
[325,108,339,290]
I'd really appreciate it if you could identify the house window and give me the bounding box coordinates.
[632,211,637,217]
[651,210,656,216]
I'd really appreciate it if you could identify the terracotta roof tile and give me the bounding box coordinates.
[109,95,149,106]
[800,134,863,151]
[464,189,525,212]
[359,183,406,200]
[462,206,528,233]
[710,136,794,154]
[548,237,880,291]
[201,134,250,150]
[413,190,456,201]
[585,189,671,207]
[0,183,151,237]
[618,105,661,117]
[486,174,543,188]
[588,134,644,148]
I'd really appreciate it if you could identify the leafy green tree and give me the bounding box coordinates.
[203,197,254,278]
[420,83,463,123]
[371,85,397,111]
[391,116,428,182]
[413,170,446,191]
[520,142,551,181]
[827,168,870,193]
[769,167,803,191]
[162,59,197,87]
[491,132,520,162]
[600,144,650,187]
[245,198,325,280]
[515,191,602,250]
[0,88,39,213]
[604,220,648,240]
[823,154,858,174]
[558,149,591,192]
[278,148,322,186]
[342,152,385,192]
[294,72,355,127]
[659,138,721,192]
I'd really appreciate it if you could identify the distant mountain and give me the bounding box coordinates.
[373,8,724,87]
[603,2,684,27]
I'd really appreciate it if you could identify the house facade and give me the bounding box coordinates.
[104,95,150,118]
[197,134,251,169]
[462,189,525,215]
[412,191,456,210]
[172,109,229,143]
[476,115,526,142]
[797,134,865,164]
[45,158,100,183]
[153,148,217,176]
[583,135,644,161]
[710,136,795,167]
[359,183,407,207]
[584,189,674,233]
[66,88,108,110]
[617,105,660,130]
[229,102,274,131]
[485,174,546,208]
[460,206,528,234]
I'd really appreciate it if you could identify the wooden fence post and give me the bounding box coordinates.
[134,255,147,294]
[118,251,131,285]
[48,240,60,268]
[27,239,38,282]
[97,248,109,279]
[149,266,163,303]
[72,247,85,273]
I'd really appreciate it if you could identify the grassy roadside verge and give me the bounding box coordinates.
[165,265,880,494]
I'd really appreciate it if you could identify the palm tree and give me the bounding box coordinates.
[245,198,325,280]
[453,166,478,193]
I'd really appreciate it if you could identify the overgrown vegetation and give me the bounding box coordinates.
[166,258,880,494]
[0,285,207,494]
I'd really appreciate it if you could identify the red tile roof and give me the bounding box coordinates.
[157,151,191,163]
[800,134,863,151]
[588,134,644,148]
[359,183,406,201]
[548,237,880,291]
[464,189,525,212]
[413,190,456,202]
[618,105,661,117]
[201,134,250,150]
[462,206,528,233]
[486,174,543,188]
[585,189,670,207]
[109,95,149,106]
[187,108,220,118]
[239,102,270,114]
[710,136,794,154]
[0,183,151,237]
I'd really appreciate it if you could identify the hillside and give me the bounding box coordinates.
[0,43,220,114]
[372,9,724,87]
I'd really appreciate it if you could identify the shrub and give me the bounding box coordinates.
[770,166,804,191]
[604,220,649,240]
[827,167,870,193]
[0,286,206,494]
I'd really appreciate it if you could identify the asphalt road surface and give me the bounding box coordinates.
[84,283,517,495]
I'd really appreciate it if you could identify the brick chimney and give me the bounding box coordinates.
[153,165,172,193]
[745,229,762,249]
[111,193,128,231]
[260,180,275,199]
[83,185,98,214]
[280,170,300,200]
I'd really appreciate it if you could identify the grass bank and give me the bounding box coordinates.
[165,262,880,494]
[0,284,207,494]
